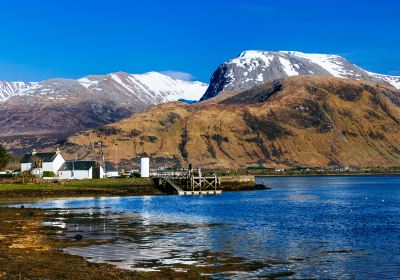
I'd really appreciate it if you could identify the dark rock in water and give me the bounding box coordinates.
[254,184,271,190]
[74,234,83,241]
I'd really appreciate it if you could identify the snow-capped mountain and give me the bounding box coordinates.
[0,71,207,152]
[0,81,39,100]
[0,71,208,102]
[200,50,400,101]
[368,72,400,89]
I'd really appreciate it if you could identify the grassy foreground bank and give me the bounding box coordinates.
[0,178,163,203]
[0,177,260,203]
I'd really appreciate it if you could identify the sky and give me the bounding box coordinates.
[0,0,399,82]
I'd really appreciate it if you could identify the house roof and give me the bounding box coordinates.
[20,152,58,163]
[59,160,99,171]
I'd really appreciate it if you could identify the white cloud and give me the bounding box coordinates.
[161,71,195,81]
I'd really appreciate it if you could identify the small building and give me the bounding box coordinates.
[20,149,65,176]
[58,160,104,180]
[141,157,150,178]
[106,171,120,178]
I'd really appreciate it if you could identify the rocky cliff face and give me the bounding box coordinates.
[200,51,400,100]
[0,72,208,153]
[66,76,400,169]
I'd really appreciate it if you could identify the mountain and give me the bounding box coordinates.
[0,81,38,100]
[65,76,400,169]
[0,72,207,102]
[200,51,400,100]
[0,72,208,153]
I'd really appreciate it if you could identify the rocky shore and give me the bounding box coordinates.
[0,207,209,280]
[0,206,283,280]
[0,175,275,279]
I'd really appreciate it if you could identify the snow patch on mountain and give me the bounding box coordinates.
[0,72,208,103]
[200,50,400,101]
[278,57,299,76]
[78,78,100,89]
[0,81,39,100]
[126,72,208,101]
[234,51,275,70]
[282,52,345,76]
[367,72,400,89]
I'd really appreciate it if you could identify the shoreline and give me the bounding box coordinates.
[0,177,266,278]
[0,207,210,279]
[255,173,400,177]
[0,176,262,204]
[0,175,397,279]
[0,206,283,279]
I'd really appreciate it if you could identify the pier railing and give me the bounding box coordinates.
[153,173,222,195]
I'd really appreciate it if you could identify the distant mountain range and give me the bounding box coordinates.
[66,76,400,169]
[0,72,208,152]
[1,50,399,164]
[201,51,400,100]
[0,71,207,102]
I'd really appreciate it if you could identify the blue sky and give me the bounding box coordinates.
[0,0,399,82]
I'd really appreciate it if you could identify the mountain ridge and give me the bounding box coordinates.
[0,71,208,102]
[65,76,400,169]
[200,50,400,101]
[0,71,208,153]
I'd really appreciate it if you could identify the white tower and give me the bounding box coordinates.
[140,158,150,178]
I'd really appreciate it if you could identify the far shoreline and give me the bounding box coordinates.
[255,173,400,178]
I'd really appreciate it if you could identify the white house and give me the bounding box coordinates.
[58,160,104,180]
[20,150,104,180]
[20,149,65,176]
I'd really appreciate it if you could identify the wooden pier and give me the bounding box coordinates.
[153,173,222,195]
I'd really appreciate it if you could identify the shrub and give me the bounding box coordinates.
[0,145,10,170]
[129,129,142,137]
[43,171,56,177]
[96,127,122,136]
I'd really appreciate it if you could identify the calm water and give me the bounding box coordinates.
[20,176,400,279]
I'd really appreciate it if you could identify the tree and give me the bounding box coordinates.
[0,145,10,170]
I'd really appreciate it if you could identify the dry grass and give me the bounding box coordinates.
[67,76,400,169]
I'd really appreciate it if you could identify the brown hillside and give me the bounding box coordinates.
[66,76,400,169]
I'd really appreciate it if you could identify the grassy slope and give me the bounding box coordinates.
[66,76,400,169]
[0,178,153,190]
[0,178,163,202]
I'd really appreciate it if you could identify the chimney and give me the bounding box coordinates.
[32,149,37,155]
[56,147,61,154]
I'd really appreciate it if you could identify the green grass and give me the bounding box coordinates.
[0,178,154,190]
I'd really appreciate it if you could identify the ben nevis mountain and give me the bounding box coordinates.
[62,51,400,169]
[201,50,400,100]
[2,50,400,170]
[67,76,400,169]
[0,72,207,152]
